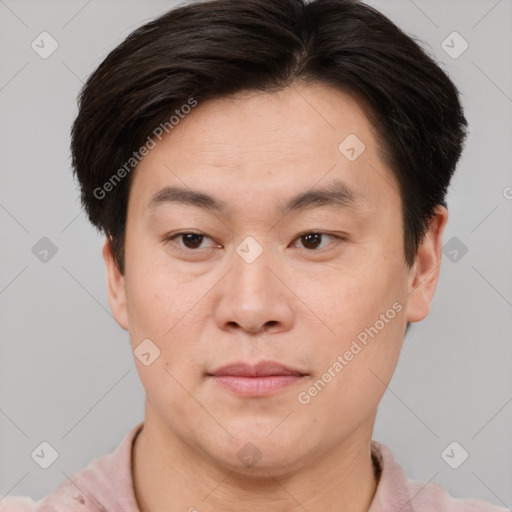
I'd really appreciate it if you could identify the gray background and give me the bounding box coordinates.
[1,0,511,506]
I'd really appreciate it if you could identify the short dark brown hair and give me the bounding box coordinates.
[70,0,468,275]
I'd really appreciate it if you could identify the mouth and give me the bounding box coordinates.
[207,360,308,397]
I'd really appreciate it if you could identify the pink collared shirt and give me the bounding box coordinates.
[1,422,508,511]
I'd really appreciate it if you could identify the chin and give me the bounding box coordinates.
[203,426,310,473]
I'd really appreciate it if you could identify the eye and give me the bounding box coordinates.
[165,232,217,250]
[292,232,345,251]
[164,231,346,253]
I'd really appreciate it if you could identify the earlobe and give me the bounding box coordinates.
[406,205,449,323]
[102,237,130,331]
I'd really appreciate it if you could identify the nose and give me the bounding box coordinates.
[213,242,295,336]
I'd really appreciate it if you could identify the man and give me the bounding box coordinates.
[2,0,507,511]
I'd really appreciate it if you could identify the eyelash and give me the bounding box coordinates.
[164,231,347,253]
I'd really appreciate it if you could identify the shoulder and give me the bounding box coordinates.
[0,422,144,512]
[0,464,110,512]
[370,440,509,512]
[403,474,509,512]
[0,496,44,512]
[0,493,94,512]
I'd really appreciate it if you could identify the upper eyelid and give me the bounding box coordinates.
[167,232,217,247]
[292,232,345,249]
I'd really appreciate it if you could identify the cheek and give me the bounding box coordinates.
[124,262,209,376]
[124,236,188,340]
[315,262,399,336]
[299,301,405,431]
[302,247,407,393]
[126,276,173,342]
[126,273,204,413]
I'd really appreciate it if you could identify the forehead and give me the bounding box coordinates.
[129,83,400,219]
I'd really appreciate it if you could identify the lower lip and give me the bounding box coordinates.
[210,375,305,397]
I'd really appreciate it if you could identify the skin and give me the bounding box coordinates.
[103,82,447,512]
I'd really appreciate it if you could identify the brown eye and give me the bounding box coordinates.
[166,232,215,250]
[179,233,205,249]
[295,232,337,251]
[300,233,323,250]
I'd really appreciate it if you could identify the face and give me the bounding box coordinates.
[104,82,446,474]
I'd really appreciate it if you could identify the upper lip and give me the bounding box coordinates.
[208,360,306,377]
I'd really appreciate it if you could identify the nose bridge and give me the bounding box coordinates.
[213,235,294,334]
[234,237,274,300]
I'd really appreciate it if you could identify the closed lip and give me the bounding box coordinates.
[208,360,307,377]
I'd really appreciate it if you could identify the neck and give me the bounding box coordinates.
[132,415,379,512]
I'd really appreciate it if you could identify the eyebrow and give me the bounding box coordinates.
[147,179,365,217]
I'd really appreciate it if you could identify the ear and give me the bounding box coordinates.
[406,205,448,323]
[102,237,129,331]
